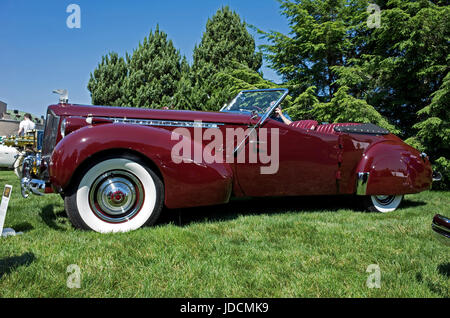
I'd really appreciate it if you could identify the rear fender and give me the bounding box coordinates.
[355,140,432,195]
[50,123,233,208]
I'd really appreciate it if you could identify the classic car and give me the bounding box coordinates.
[1,131,44,177]
[17,88,439,233]
[0,144,19,169]
[432,214,450,246]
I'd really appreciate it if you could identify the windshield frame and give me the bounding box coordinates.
[220,88,289,126]
[220,88,289,154]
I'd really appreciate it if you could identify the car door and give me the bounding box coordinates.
[234,119,340,197]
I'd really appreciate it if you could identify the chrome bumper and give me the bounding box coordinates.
[21,177,46,198]
[432,214,450,246]
[20,153,47,198]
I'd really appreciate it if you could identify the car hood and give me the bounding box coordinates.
[48,104,252,126]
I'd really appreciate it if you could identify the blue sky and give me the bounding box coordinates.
[0,0,290,116]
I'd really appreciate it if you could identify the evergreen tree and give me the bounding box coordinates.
[285,86,399,133]
[334,0,449,137]
[260,0,448,188]
[87,52,128,106]
[407,72,450,157]
[406,72,450,189]
[208,62,280,110]
[260,0,448,135]
[191,6,263,110]
[259,0,369,100]
[284,86,320,120]
[125,26,182,108]
[172,57,195,109]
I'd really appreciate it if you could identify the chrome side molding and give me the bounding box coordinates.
[356,172,370,196]
[110,117,223,129]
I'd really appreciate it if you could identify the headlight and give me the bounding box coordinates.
[60,118,67,139]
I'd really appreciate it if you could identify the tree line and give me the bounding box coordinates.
[88,1,449,189]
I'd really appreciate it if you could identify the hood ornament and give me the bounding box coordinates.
[53,89,69,104]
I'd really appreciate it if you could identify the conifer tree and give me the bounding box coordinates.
[87,52,128,106]
[124,26,182,108]
[191,6,263,110]
[172,56,195,109]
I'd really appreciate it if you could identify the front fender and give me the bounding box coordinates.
[356,140,432,195]
[50,123,233,208]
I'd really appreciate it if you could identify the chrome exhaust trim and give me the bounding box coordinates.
[356,172,370,196]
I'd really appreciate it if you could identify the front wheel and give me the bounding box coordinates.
[362,195,404,213]
[64,155,164,233]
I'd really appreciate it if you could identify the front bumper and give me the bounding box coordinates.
[20,154,52,198]
[21,177,46,198]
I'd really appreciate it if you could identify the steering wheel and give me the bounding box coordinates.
[250,105,264,113]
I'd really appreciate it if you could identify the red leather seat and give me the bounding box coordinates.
[289,120,318,130]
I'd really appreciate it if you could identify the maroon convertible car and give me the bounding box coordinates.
[16,89,439,233]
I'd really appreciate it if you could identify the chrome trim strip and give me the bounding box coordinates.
[109,118,223,129]
[356,172,370,196]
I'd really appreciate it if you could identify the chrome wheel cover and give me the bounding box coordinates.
[89,170,144,223]
[373,195,395,206]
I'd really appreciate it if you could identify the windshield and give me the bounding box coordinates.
[220,89,288,116]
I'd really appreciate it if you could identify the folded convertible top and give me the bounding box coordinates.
[334,123,390,135]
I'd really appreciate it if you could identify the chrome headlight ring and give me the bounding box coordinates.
[60,118,67,139]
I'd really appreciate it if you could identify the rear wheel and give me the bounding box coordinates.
[362,195,403,213]
[64,155,164,233]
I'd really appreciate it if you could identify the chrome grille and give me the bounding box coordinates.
[42,110,60,156]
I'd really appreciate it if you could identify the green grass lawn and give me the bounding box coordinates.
[0,170,448,298]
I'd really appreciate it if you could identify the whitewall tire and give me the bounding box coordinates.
[363,195,404,213]
[64,155,164,233]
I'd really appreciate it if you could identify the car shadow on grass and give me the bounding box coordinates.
[157,195,360,227]
[437,263,450,278]
[0,252,35,280]
[40,205,69,231]
[401,198,427,209]
[10,222,34,233]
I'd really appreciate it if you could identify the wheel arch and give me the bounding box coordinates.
[50,123,234,209]
[63,148,164,194]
